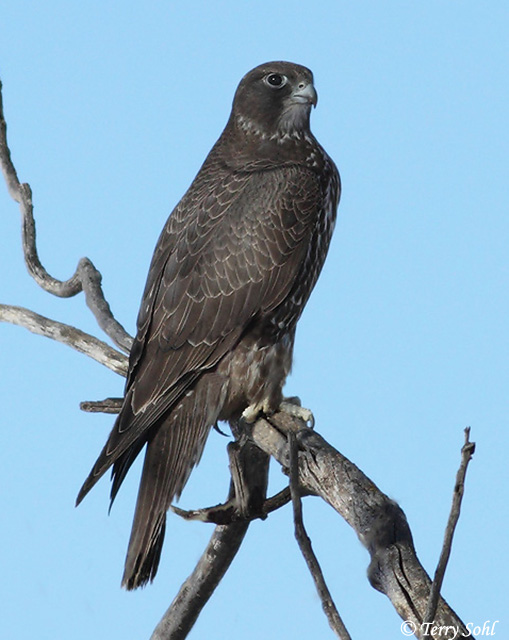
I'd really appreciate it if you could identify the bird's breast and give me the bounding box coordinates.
[217,329,295,422]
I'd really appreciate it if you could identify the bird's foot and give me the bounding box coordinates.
[280,396,315,428]
[241,399,272,424]
[241,396,314,428]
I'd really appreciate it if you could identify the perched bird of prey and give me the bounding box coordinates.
[77,61,340,589]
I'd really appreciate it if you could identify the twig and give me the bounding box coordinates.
[80,397,124,413]
[171,486,293,524]
[288,431,351,640]
[0,303,128,376]
[0,78,133,353]
[422,428,476,635]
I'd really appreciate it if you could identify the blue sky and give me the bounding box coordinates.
[1,3,507,639]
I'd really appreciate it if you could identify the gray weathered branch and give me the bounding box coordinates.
[423,428,476,635]
[0,78,133,353]
[140,409,474,640]
[151,436,270,640]
[288,431,351,640]
[250,413,471,640]
[151,521,250,640]
[0,303,128,376]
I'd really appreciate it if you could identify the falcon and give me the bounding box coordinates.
[77,61,341,589]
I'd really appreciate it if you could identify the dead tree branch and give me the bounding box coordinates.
[288,431,351,640]
[0,303,128,376]
[0,79,133,353]
[151,436,270,640]
[150,521,249,640]
[422,428,476,635]
[250,415,472,640]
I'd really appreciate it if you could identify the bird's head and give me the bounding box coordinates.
[230,61,317,140]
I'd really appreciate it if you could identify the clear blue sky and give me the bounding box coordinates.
[1,3,507,639]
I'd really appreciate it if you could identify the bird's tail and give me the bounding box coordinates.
[121,372,227,590]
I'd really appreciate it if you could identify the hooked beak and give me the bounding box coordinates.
[291,82,318,108]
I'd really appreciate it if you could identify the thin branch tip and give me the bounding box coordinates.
[422,427,476,635]
[288,432,351,640]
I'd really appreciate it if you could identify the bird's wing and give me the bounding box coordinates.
[76,160,323,503]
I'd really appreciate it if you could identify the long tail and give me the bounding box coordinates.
[121,373,227,590]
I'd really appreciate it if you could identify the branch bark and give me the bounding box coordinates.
[139,411,474,640]
[0,303,128,376]
[249,414,471,640]
[422,428,476,635]
[0,79,133,353]
[151,521,249,640]
[151,437,270,640]
[288,431,351,640]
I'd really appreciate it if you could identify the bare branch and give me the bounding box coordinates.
[0,304,128,376]
[80,397,124,413]
[0,78,133,353]
[422,428,476,635]
[151,437,270,640]
[0,292,472,638]
[251,417,470,640]
[150,521,249,640]
[171,486,293,524]
[0,81,20,201]
[288,431,351,640]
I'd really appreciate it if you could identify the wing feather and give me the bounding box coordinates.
[77,160,324,504]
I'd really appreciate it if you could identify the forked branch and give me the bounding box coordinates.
[0,79,133,353]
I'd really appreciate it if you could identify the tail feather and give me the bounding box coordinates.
[121,372,227,589]
[109,438,147,509]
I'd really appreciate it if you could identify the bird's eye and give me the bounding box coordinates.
[265,73,287,89]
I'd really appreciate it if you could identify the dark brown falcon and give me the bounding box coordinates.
[77,61,341,589]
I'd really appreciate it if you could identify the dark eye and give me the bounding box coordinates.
[265,73,287,88]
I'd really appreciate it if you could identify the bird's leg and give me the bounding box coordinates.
[171,401,316,526]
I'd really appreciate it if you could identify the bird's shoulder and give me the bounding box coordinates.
[127,132,338,387]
